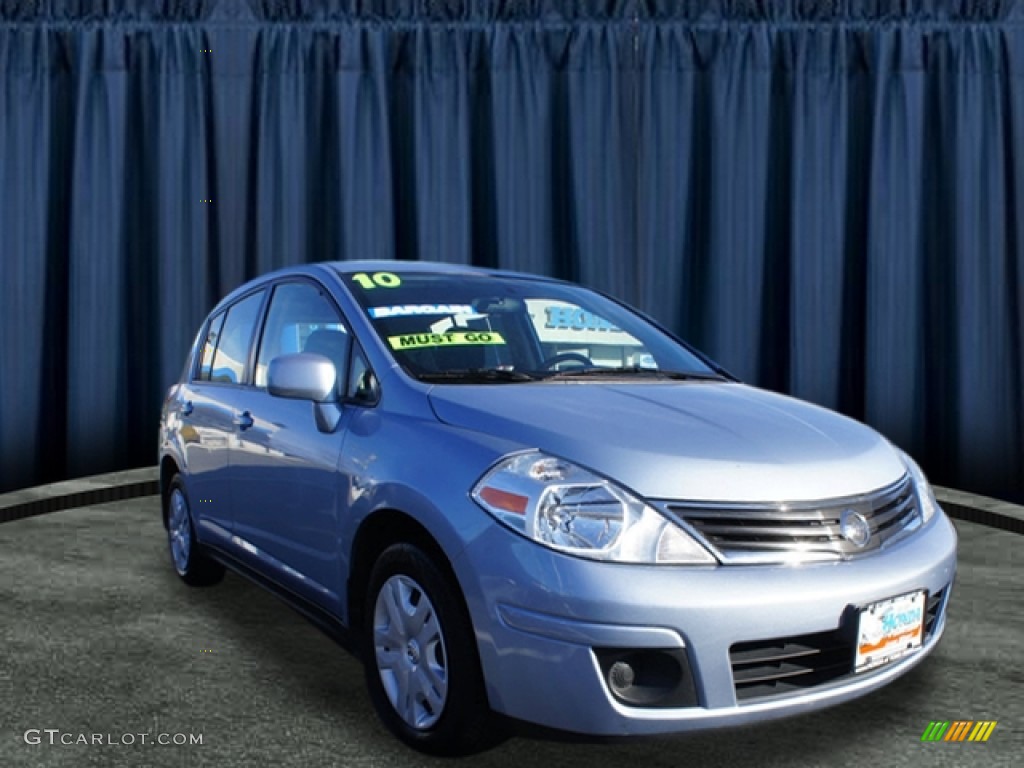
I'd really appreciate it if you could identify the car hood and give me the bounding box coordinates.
[428,381,906,502]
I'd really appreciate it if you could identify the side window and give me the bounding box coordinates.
[255,282,348,394]
[210,291,265,384]
[196,312,226,382]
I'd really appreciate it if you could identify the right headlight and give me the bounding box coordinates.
[471,451,716,565]
[899,450,939,524]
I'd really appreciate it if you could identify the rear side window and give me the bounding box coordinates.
[196,312,226,382]
[209,291,266,384]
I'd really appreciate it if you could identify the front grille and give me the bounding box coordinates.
[730,630,854,701]
[664,475,920,564]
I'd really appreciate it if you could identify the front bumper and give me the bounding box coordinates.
[451,508,957,736]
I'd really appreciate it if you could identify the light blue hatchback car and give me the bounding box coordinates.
[159,261,957,754]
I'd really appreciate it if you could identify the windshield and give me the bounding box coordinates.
[341,269,720,383]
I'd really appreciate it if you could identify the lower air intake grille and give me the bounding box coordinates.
[730,630,854,702]
[925,588,947,637]
[731,586,949,703]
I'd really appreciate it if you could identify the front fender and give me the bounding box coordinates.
[337,408,525,615]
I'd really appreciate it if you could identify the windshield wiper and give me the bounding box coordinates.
[540,367,725,382]
[417,368,539,384]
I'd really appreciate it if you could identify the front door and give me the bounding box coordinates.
[228,279,352,610]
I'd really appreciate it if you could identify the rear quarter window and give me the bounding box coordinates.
[195,312,226,382]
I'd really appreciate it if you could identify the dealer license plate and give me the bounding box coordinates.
[855,590,926,673]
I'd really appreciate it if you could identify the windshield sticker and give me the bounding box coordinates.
[351,271,402,289]
[388,331,506,351]
[369,304,474,319]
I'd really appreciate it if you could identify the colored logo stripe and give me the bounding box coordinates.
[968,722,997,742]
[922,720,997,742]
[944,721,973,741]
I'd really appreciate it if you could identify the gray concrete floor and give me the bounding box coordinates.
[0,497,1020,767]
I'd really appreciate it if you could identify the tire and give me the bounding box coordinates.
[165,476,224,587]
[363,543,498,755]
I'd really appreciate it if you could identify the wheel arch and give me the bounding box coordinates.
[347,508,465,636]
[159,455,181,528]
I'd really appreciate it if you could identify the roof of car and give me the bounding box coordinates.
[325,260,563,283]
[208,260,572,317]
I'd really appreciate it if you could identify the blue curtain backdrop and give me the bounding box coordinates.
[0,0,1021,501]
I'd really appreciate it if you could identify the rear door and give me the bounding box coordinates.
[179,290,266,544]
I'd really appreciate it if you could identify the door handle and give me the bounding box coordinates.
[181,401,194,417]
[234,411,254,431]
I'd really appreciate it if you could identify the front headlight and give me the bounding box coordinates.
[899,450,939,524]
[471,451,716,564]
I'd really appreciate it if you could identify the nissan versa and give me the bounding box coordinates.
[158,261,957,754]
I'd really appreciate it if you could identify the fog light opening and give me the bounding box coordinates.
[594,648,698,709]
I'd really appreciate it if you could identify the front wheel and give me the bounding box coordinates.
[363,543,497,755]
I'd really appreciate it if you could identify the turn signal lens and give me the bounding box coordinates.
[477,487,528,516]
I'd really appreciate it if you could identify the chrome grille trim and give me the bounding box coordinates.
[660,475,921,564]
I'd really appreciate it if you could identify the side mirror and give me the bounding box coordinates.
[267,353,337,403]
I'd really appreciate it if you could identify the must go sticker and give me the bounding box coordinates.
[388,331,506,350]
